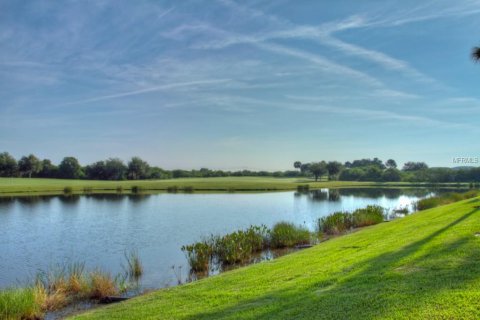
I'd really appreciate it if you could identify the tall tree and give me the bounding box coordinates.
[326,161,342,180]
[293,161,302,171]
[0,152,18,177]
[402,162,428,172]
[104,158,127,180]
[38,159,58,178]
[58,157,83,179]
[18,154,42,178]
[385,159,397,169]
[309,162,327,182]
[128,157,150,180]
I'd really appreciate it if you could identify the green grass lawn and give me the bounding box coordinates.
[70,197,480,319]
[0,177,460,196]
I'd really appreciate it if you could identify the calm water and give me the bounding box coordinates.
[0,188,453,289]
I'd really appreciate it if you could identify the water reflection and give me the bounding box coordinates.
[0,188,465,291]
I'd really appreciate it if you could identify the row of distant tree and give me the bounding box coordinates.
[0,152,479,183]
[0,152,305,180]
[293,158,480,183]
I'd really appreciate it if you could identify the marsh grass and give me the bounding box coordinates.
[183,224,310,271]
[0,287,43,320]
[1,255,143,317]
[124,250,143,279]
[89,271,118,300]
[270,222,311,248]
[318,205,384,235]
[415,190,479,211]
[116,186,123,193]
[181,241,212,272]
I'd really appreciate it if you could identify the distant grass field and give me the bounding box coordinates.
[0,177,463,196]
[70,197,480,319]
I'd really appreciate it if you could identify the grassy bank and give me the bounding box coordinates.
[0,177,466,196]
[70,196,480,319]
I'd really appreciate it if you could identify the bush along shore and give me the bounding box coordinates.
[0,251,143,320]
[182,206,388,274]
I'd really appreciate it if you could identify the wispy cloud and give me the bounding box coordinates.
[61,79,232,106]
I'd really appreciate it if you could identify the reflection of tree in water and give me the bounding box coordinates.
[328,189,340,201]
[85,194,125,202]
[309,190,328,201]
[127,194,151,203]
[58,194,80,205]
[16,195,54,205]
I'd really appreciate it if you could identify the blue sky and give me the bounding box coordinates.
[1,0,480,170]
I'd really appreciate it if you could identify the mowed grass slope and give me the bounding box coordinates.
[0,177,455,196]
[71,198,480,319]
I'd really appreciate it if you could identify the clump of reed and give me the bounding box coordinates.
[181,241,212,273]
[0,253,144,317]
[166,186,179,193]
[116,186,123,193]
[414,190,479,211]
[63,186,73,195]
[124,250,143,279]
[182,223,312,272]
[213,225,269,265]
[0,287,43,320]
[270,222,311,248]
[318,205,384,235]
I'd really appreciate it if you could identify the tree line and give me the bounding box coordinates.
[1,152,479,183]
[0,152,304,180]
[293,158,480,183]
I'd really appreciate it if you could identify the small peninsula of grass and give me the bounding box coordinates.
[70,195,480,319]
[0,177,466,197]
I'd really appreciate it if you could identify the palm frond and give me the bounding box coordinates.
[472,47,480,62]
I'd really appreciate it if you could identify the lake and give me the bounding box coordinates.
[0,188,455,290]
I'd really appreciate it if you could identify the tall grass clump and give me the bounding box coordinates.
[0,287,43,320]
[89,271,118,300]
[214,225,269,265]
[318,212,353,235]
[352,205,384,227]
[270,222,311,248]
[116,186,123,193]
[181,241,212,272]
[415,190,479,211]
[124,250,143,279]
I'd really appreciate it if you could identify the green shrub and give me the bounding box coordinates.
[181,241,212,272]
[63,186,73,195]
[124,250,143,279]
[270,222,311,248]
[318,212,353,235]
[116,186,123,193]
[352,205,384,227]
